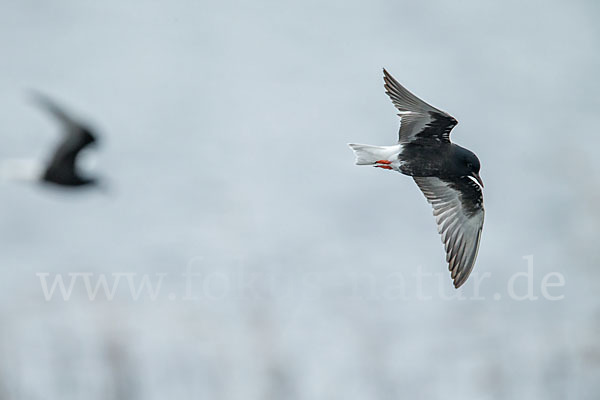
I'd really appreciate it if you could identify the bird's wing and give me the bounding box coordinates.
[31,92,96,176]
[383,69,458,145]
[413,176,484,288]
[31,91,78,129]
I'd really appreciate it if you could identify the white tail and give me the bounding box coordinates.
[0,158,43,182]
[348,143,402,165]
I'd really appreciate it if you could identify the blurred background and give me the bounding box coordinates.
[0,0,599,398]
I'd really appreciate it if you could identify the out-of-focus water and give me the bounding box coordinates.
[0,0,598,398]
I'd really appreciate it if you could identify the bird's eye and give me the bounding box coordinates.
[467,162,473,169]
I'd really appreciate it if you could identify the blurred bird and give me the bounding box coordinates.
[33,92,99,187]
[0,93,101,189]
[349,69,484,288]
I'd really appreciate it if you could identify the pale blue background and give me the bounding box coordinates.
[0,0,598,398]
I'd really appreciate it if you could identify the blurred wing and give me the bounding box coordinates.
[413,176,484,288]
[31,91,78,129]
[383,69,457,145]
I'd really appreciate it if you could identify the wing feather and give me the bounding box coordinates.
[413,176,485,288]
[383,69,458,145]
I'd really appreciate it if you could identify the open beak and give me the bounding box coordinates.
[472,172,484,188]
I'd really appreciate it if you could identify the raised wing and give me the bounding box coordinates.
[383,69,457,145]
[413,176,484,288]
[31,91,78,129]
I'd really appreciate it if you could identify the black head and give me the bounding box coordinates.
[454,146,483,187]
[79,126,97,146]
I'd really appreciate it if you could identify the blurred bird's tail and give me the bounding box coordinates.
[348,143,402,170]
[0,158,43,182]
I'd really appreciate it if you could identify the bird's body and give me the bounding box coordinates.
[349,69,485,288]
[42,127,97,187]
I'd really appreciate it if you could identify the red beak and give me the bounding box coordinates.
[472,172,484,188]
